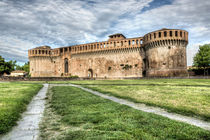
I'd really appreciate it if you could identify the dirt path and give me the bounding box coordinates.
[1,84,48,140]
[51,83,210,131]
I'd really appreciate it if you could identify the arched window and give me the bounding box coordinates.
[164,31,167,37]
[175,31,178,37]
[170,31,172,37]
[159,32,161,38]
[64,58,68,73]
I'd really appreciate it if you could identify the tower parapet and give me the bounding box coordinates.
[28,46,51,57]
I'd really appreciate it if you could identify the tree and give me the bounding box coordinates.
[0,56,16,75]
[193,44,210,75]
[16,62,30,73]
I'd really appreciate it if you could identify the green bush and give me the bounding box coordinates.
[69,75,79,78]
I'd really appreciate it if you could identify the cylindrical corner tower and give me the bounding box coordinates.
[143,28,188,77]
[28,46,55,77]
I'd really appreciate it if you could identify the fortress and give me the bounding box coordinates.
[28,28,188,78]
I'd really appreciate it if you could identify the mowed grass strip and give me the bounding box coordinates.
[68,79,210,121]
[83,84,210,121]
[51,79,210,86]
[42,86,210,140]
[0,82,43,134]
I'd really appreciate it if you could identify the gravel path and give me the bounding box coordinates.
[1,84,48,140]
[51,83,210,131]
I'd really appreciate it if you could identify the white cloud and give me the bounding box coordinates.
[0,0,153,63]
[0,0,209,66]
[113,0,210,65]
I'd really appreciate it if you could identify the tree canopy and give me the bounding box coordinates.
[0,56,30,76]
[0,56,16,75]
[193,44,210,75]
[16,62,30,73]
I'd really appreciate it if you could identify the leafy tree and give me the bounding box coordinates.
[16,62,30,73]
[193,44,210,75]
[0,56,5,74]
[0,56,16,75]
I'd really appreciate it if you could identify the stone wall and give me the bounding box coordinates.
[70,48,143,78]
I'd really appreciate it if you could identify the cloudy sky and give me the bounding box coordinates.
[0,0,209,66]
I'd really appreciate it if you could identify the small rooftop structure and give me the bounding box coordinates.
[10,70,28,77]
[108,33,126,41]
[34,46,51,49]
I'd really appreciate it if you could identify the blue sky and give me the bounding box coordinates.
[0,0,209,66]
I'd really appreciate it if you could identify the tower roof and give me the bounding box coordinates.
[109,33,126,38]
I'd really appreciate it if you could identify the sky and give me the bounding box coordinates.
[0,0,209,66]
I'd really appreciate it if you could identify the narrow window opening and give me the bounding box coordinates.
[64,58,68,73]
[170,31,172,37]
[136,40,139,45]
[164,31,167,37]
[159,32,161,38]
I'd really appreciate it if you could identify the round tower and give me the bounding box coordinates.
[28,46,55,77]
[143,28,188,77]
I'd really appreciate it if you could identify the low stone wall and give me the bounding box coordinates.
[0,76,81,81]
[0,76,210,81]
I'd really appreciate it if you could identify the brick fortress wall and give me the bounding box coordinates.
[28,29,188,78]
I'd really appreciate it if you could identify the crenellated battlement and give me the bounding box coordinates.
[143,29,188,47]
[28,46,61,57]
[29,36,144,57]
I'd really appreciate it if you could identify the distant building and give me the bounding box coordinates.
[3,73,9,77]
[10,70,27,77]
[28,28,188,78]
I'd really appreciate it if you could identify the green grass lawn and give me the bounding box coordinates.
[0,82,43,134]
[40,86,210,140]
[50,79,210,86]
[63,79,210,121]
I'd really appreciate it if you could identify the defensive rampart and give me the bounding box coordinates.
[28,28,188,78]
